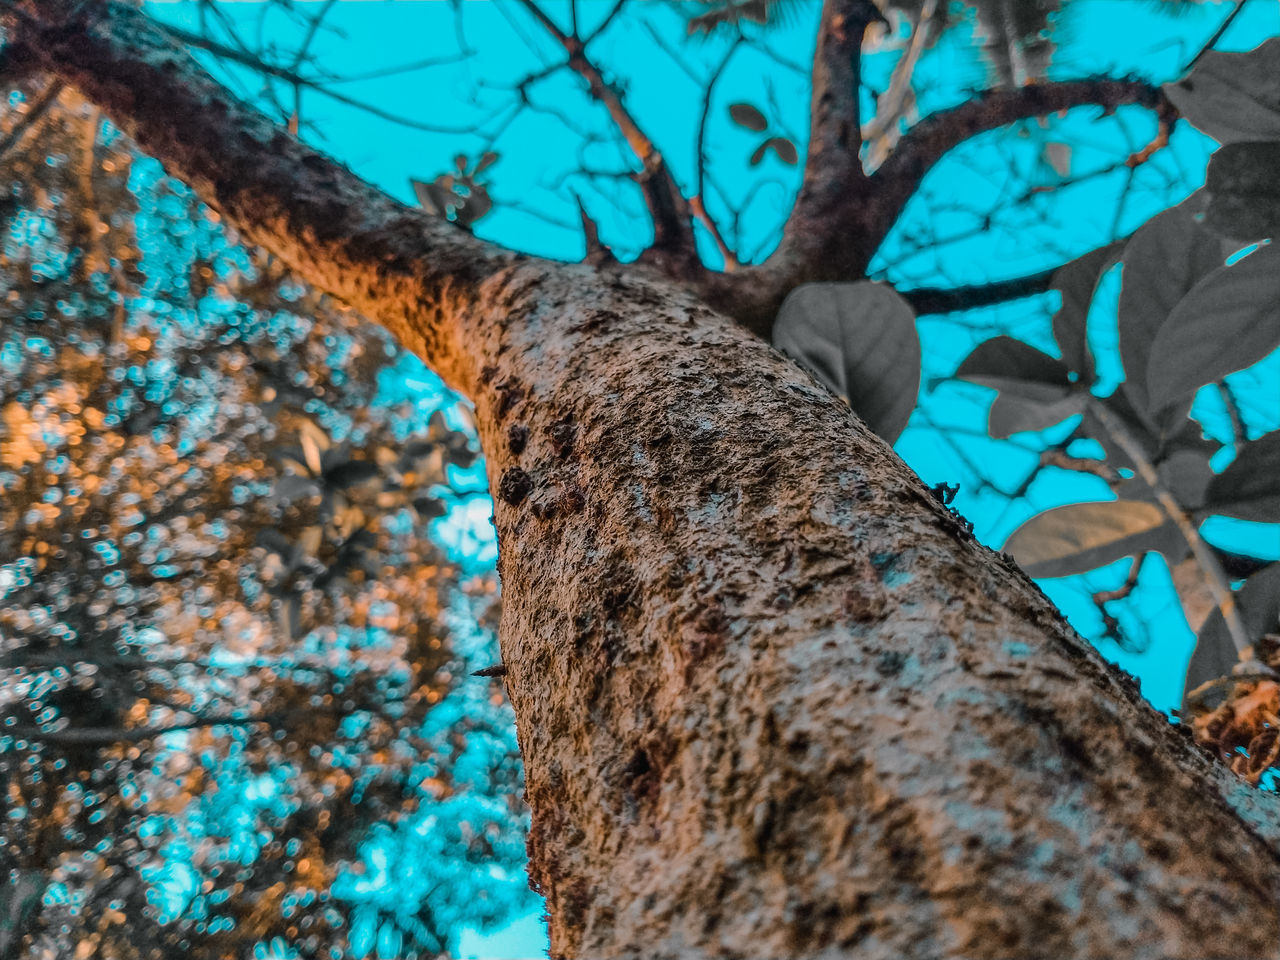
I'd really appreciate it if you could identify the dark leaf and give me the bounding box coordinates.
[1117,197,1224,417]
[773,282,920,444]
[324,459,381,489]
[1203,429,1280,522]
[1164,38,1280,146]
[411,178,454,218]
[748,141,769,166]
[1157,447,1216,511]
[728,102,769,132]
[414,496,448,520]
[986,383,1087,439]
[1004,500,1183,579]
[457,184,492,226]
[765,136,798,165]
[956,335,1072,387]
[475,150,500,174]
[270,473,322,505]
[1080,389,1158,471]
[1051,240,1125,380]
[1183,562,1280,705]
[1146,242,1280,412]
[1205,141,1280,239]
[446,440,479,468]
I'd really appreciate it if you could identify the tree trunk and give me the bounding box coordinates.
[14,4,1280,958]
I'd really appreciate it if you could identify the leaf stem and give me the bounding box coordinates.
[1088,399,1250,655]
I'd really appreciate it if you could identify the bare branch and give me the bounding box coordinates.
[692,39,743,270]
[8,0,515,394]
[515,0,699,271]
[156,21,498,135]
[868,78,1166,250]
[573,188,613,265]
[6,714,277,746]
[899,265,1059,314]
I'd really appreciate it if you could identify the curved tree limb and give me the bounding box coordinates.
[6,0,515,396]
[868,78,1167,251]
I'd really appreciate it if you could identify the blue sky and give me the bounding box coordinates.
[137,2,1280,955]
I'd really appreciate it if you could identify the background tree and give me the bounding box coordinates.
[3,0,1280,958]
[0,84,531,958]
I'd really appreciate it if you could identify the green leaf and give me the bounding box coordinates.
[1050,241,1124,381]
[773,282,920,444]
[1004,500,1180,579]
[1183,561,1280,705]
[765,137,798,165]
[729,102,768,132]
[1117,199,1224,416]
[1205,141,1280,240]
[1203,429,1280,522]
[1145,242,1280,412]
[1163,38,1280,146]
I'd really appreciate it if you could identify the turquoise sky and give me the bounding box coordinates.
[138,3,1280,955]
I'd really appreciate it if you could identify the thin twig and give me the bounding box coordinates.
[515,0,697,266]
[1088,399,1250,656]
[692,39,743,270]
[5,715,278,746]
[1183,0,1249,74]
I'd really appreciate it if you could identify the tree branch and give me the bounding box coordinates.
[868,78,1166,251]
[6,715,276,746]
[899,264,1059,314]
[7,0,515,395]
[515,0,700,273]
[772,0,885,279]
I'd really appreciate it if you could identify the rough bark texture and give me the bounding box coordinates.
[14,4,1280,959]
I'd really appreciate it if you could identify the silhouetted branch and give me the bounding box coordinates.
[900,266,1059,314]
[156,21,484,134]
[869,79,1165,249]
[515,0,699,271]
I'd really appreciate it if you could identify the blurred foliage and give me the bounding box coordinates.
[0,85,531,958]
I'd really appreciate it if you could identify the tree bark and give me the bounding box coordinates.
[13,4,1280,959]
